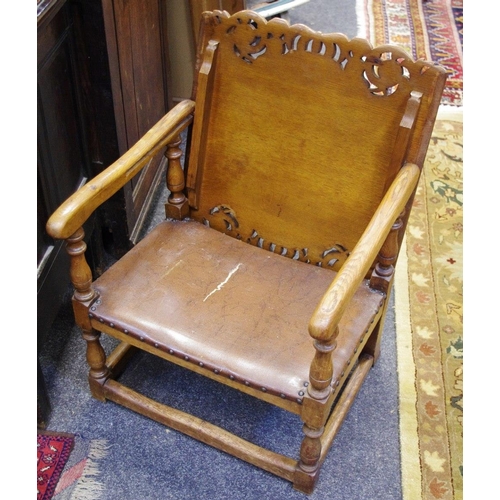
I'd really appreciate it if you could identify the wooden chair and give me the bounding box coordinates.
[46,10,446,493]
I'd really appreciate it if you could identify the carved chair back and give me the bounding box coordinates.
[185,11,444,271]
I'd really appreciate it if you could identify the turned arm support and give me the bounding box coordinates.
[309,162,420,343]
[46,99,195,240]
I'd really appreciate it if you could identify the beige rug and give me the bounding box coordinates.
[395,107,463,499]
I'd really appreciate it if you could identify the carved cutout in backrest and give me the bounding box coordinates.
[186,11,446,270]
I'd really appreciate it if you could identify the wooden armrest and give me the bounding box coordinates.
[309,162,420,341]
[46,99,195,240]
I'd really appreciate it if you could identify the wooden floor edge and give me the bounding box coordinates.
[102,378,297,482]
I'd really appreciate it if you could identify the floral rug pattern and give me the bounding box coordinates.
[395,116,463,499]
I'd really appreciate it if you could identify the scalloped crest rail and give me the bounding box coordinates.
[208,10,437,95]
[186,10,446,275]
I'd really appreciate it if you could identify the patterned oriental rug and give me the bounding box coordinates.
[357,0,463,107]
[395,110,463,500]
[37,433,109,500]
[37,432,74,500]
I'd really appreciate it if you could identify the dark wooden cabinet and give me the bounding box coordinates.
[38,0,96,425]
[37,0,100,339]
[101,0,172,242]
[37,0,172,424]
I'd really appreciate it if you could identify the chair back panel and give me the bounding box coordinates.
[186,11,446,269]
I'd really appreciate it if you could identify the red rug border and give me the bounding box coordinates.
[37,431,75,500]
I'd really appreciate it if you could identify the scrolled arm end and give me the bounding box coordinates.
[308,311,339,344]
[45,99,195,241]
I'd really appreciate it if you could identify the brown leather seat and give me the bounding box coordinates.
[46,9,446,493]
[92,219,385,404]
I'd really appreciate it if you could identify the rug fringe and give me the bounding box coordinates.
[68,440,111,500]
[87,439,111,461]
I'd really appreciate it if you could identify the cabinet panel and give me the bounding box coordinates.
[37,0,90,318]
[102,0,171,242]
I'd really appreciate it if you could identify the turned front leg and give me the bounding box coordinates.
[299,424,324,473]
[66,228,110,400]
[295,325,339,491]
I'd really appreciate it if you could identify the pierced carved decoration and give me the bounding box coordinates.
[203,204,349,268]
[209,10,437,97]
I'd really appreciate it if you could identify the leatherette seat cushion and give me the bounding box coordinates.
[90,220,385,403]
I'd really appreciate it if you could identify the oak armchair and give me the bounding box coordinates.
[46,10,446,493]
